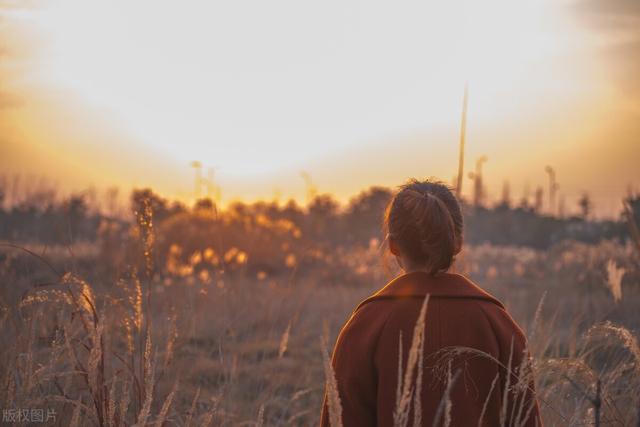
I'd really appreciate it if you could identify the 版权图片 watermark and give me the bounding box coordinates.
[2,408,56,423]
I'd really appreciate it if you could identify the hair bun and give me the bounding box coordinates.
[384,179,463,274]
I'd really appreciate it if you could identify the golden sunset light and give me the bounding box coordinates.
[2,3,640,425]
[2,0,637,215]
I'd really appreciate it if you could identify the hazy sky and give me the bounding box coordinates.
[0,0,638,216]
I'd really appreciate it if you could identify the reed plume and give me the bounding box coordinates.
[606,260,625,303]
[279,320,292,359]
[394,295,430,427]
[321,333,343,427]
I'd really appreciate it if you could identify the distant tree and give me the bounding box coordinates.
[168,201,188,217]
[346,186,392,218]
[306,194,340,241]
[104,186,120,217]
[84,186,98,214]
[131,188,170,221]
[558,194,566,218]
[264,200,282,219]
[533,187,544,213]
[344,186,393,244]
[622,193,640,238]
[60,194,96,242]
[16,188,56,213]
[496,180,511,210]
[228,201,248,219]
[194,197,216,213]
[64,194,89,221]
[281,199,304,226]
[519,183,531,210]
[624,193,640,218]
[578,193,592,219]
[308,194,339,217]
[250,200,281,220]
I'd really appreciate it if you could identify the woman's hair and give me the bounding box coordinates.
[383,178,463,275]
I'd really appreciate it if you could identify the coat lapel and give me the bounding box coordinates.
[356,271,504,312]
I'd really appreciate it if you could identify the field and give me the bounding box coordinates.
[1,192,640,426]
[2,0,639,424]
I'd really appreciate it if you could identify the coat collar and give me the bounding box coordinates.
[356,271,504,312]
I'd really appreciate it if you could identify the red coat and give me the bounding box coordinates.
[320,271,541,426]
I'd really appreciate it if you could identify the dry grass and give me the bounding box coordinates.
[1,208,639,425]
[606,260,625,303]
[321,331,342,427]
[394,295,429,427]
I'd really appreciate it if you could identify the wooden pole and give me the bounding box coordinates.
[456,83,469,198]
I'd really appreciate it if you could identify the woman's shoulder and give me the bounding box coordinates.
[476,298,528,340]
[341,297,396,336]
[332,298,397,361]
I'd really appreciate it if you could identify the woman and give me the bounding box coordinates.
[320,179,541,426]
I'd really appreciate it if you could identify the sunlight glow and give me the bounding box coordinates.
[24,0,584,177]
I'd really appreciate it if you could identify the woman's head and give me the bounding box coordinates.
[383,178,463,275]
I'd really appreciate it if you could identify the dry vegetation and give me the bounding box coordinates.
[1,192,640,426]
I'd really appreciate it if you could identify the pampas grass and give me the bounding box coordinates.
[279,321,292,359]
[432,366,461,427]
[606,260,625,303]
[478,374,499,427]
[155,378,178,426]
[256,404,265,427]
[136,331,156,426]
[1,194,640,425]
[394,295,429,427]
[321,333,343,427]
[184,387,201,427]
[119,379,131,425]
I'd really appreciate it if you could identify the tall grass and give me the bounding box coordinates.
[1,200,639,425]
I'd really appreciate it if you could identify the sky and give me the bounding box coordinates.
[0,0,639,217]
